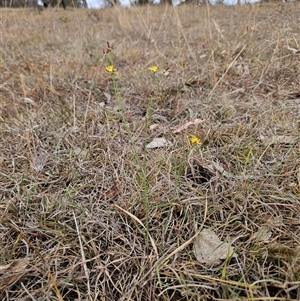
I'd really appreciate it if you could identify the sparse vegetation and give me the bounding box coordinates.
[1,3,300,300]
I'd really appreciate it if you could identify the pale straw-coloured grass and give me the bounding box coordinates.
[1,3,299,300]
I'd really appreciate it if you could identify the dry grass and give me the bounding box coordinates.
[1,3,300,300]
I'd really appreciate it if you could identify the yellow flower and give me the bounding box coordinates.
[105,65,116,73]
[148,65,158,73]
[189,135,202,145]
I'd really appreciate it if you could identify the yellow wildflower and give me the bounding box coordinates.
[189,135,202,145]
[148,65,158,73]
[105,65,116,73]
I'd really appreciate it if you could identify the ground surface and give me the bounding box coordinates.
[0,3,300,300]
